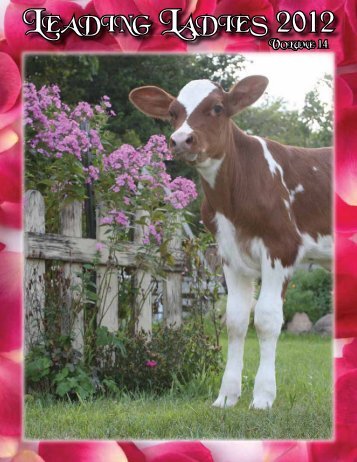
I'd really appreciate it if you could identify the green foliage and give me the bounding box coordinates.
[25,55,101,104]
[284,269,332,324]
[97,324,222,395]
[26,338,96,400]
[26,324,222,400]
[300,74,333,147]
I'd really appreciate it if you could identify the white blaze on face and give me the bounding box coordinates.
[172,79,217,140]
[177,79,217,116]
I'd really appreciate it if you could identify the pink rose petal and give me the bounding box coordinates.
[142,442,214,462]
[0,143,22,203]
[0,127,19,153]
[0,202,22,229]
[0,52,21,113]
[336,107,357,205]
[0,103,21,130]
[0,251,22,352]
[11,450,45,462]
[336,233,357,337]
[0,354,22,438]
[5,1,83,55]
[39,442,128,462]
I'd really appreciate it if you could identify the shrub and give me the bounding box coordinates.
[26,324,222,400]
[284,268,332,324]
[26,337,96,400]
[103,324,223,395]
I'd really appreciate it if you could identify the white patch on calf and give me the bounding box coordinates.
[254,136,290,194]
[177,79,217,117]
[215,212,260,277]
[290,183,304,203]
[300,233,332,264]
[197,156,224,189]
[313,166,319,172]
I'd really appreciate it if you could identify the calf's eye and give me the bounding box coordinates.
[212,105,223,115]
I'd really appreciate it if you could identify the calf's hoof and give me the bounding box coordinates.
[250,394,274,410]
[212,394,239,408]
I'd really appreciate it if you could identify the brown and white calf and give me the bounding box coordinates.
[130,76,332,409]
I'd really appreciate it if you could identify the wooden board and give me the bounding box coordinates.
[26,232,185,270]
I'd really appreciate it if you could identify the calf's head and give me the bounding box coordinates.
[129,75,268,165]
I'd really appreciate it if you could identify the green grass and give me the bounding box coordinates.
[25,330,332,440]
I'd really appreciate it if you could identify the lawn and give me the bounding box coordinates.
[25,330,332,440]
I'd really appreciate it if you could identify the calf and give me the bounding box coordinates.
[130,76,332,409]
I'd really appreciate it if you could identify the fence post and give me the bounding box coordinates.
[163,217,183,328]
[134,210,152,334]
[24,190,46,352]
[96,209,119,332]
[60,201,84,352]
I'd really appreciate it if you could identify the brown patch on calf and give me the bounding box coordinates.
[200,125,309,267]
[265,139,332,240]
[281,278,290,300]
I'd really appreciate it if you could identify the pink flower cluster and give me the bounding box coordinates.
[24,83,105,163]
[165,177,198,209]
[143,223,163,245]
[145,360,158,368]
[101,135,197,232]
[101,210,130,228]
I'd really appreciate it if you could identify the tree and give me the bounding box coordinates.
[25,54,246,146]
[235,75,332,148]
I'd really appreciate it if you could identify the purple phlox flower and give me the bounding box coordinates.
[165,177,198,209]
[143,134,171,160]
[95,104,104,114]
[71,101,94,120]
[100,216,114,225]
[84,165,100,184]
[143,222,163,245]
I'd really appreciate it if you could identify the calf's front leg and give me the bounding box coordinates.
[213,264,254,408]
[251,258,288,410]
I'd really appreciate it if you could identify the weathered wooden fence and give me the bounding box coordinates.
[24,190,185,352]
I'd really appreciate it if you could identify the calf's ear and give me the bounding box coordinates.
[226,75,268,116]
[129,86,174,120]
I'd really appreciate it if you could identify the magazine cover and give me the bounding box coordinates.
[0,0,356,460]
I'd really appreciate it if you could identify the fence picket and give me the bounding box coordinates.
[24,190,46,351]
[60,201,84,352]
[96,210,119,332]
[163,217,183,328]
[133,210,152,334]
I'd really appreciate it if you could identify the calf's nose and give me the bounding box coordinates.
[170,131,194,151]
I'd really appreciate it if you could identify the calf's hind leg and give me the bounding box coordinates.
[213,265,254,408]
